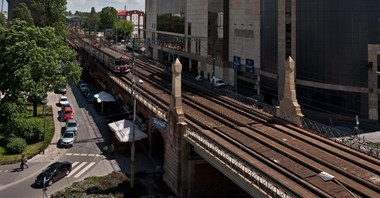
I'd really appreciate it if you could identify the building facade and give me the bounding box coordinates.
[145,0,380,121]
[117,9,145,40]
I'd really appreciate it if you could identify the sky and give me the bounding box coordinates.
[1,0,145,14]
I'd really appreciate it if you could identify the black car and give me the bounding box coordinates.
[35,161,72,187]
[57,87,67,94]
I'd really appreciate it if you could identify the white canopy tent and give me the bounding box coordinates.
[94,91,116,103]
[108,119,148,142]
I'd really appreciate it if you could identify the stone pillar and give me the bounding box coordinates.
[164,58,187,196]
[276,57,304,126]
[277,0,286,101]
[368,45,379,121]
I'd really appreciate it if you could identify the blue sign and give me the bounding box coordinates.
[152,117,168,132]
[233,56,241,70]
[246,59,254,73]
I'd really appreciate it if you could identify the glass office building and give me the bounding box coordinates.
[296,0,380,115]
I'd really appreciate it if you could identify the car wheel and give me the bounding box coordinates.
[48,179,53,186]
[65,169,71,176]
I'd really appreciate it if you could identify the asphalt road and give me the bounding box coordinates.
[0,84,118,197]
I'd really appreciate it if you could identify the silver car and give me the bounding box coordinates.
[65,119,77,132]
[59,130,76,148]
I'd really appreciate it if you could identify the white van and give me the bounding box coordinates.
[211,77,226,88]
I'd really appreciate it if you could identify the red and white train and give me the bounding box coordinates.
[80,38,131,74]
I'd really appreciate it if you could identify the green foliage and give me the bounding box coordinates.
[0,13,6,27]
[88,7,100,34]
[0,101,28,123]
[157,14,185,34]
[6,117,45,144]
[53,20,68,37]
[98,7,118,30]
[31,0,67,27]
[0,19,82,116]
[6,137,27,154]
[115,20,134,40]
[12,3,34,26]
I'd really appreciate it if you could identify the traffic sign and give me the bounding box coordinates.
[152,117,168,132]
[246,59,254,73]
[233,56,241,70]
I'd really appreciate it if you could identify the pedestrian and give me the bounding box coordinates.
[354,126,359,138]
[108,143,115,157]
[20,155,28,170]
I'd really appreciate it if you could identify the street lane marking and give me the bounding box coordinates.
[66,153,103,157]
[67,162,87,177]
[73,162,96,178]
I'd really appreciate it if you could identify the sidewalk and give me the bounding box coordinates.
[0,92,64,190]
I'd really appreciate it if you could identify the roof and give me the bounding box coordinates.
[66,16,81,20]
[117,10,126,16]
[64,107,73,112]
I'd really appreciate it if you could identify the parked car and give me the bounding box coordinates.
[87,94,95,103]
[79,83,89,93]
[35,161,72,187]
[211,77,226,88]
[57,86,67,94]
[195,75,203,81]
[77,79,85,87]
[59,96,69,106]
[62,106,74,121]
[59,130,76,148]
[65,119,77,132]
[61,103,71,111]
[82,87,91,96]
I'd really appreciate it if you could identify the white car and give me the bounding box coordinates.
[195,75,203,81]
[59,96,69,106]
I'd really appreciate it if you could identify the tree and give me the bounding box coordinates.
[88,7,99,35]
[31,0,67,27]
[0,19,82,117]
[31,0,68,37]
[12,3,34,26]
[98,7,117,31]
[115,19,134,41]
[0,13,6,27]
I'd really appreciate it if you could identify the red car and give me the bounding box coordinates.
[62,107,74,121]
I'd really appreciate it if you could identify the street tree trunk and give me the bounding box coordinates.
[33,100,38,117]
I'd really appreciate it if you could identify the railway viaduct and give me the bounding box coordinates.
[68,38,380,198]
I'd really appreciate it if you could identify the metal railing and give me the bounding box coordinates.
[185,125,295,198]
[222,89,380,158]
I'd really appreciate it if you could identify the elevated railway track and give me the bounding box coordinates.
[68,33,380,197]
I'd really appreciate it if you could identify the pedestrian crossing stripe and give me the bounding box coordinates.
[74,162,96,178]
[65,153,103,157]
[67,161,96,178]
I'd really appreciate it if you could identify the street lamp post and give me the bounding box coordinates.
[130,37,136,189]
[42,99,48,155]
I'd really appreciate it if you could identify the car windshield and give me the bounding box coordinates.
[60,98,68,102]
[67,122,76,127]
[216,80,224,83]
[63,132,74,138]
[42,166,56,174]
